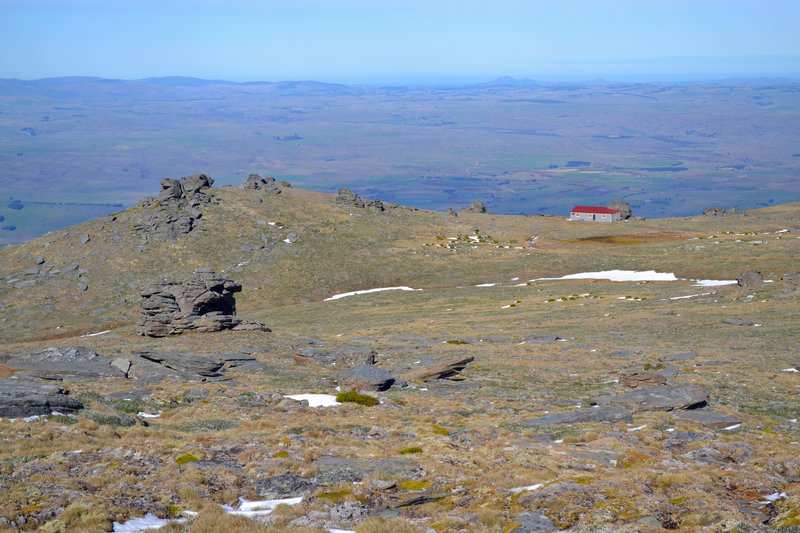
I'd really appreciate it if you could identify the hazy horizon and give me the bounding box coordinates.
[2,1,799,81]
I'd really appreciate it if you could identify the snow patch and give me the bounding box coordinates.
[113,514,185,532]
[510,483,543,494]
[324,286,420,301]
[476,283,496,287]
[222,496,303,516]
[80,329,111,337]
[284,393,339,407]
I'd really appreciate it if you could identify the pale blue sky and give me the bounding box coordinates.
[1,0,798,82]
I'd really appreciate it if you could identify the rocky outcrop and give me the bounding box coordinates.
[335,187,385,211]
[737,270,764,287]
[137,269,267,337]
[607,201,632,219]
[137,350,224,376]
[0,380,84,418]
[134,174,217,240]
[244,173,282,194]
[460,201,489,214]
[781,271,800,288]
[703,205,739,217]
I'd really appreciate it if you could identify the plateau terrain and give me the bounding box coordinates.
[0,176,798,531]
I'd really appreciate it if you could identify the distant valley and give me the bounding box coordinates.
[1,76,799,243]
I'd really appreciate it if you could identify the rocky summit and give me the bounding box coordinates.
[0,175,798,532]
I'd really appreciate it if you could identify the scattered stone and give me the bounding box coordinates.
[335,187,384,211]
[137,350,224,377]
[254,473,317,499]
[79,233,90,245]
[659,352,698,362]
[520,406,633,427]
[460,200,489,214]
[137,270,266,336]
[781,271,800,288]
[510,511,559,532]
[722,318,755,326]
[445,207,458,217]
[388,333,431,344]
[607,201,632,219]
[312,457,423,484]
[34,256,44,265]
[285,232,298,243]
[672,409,742,429]
[0,380,84,418]
[737,270,764,287]
[594,384,708,412]
[682,447,725,465]
[337,364,396,391]
[402,356,474,382]
[76,282,88,291]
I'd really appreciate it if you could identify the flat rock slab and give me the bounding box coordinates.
[312,457,424,484]
[608,350,640,358]
[254,473,316,498]
[137,350,224,376]
[11,346,128,381]
[337,364,396,391]
[672,409,742,429]
[520,406,633,426]
[594,384,708,412]
[722,318,756,326]
[510,511,558,532]
[0,380,84,418]
[388,333,431,344]
[659,352,698,362]
[402,356,474,382]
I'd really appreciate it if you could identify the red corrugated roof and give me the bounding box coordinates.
[571,206,620,215]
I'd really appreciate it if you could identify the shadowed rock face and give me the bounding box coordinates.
[137,270,266,337]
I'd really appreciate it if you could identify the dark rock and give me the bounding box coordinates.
[672,409,742,429]
[460,200,489,214]
[520,406,633,427]
[137,270,266,336]
[137,350,224,376]
[594,384,708,412]
[79,233,90,244]
[312,457,423,484]
[737,270,764,287]
[10,346,128,381]
[34,256,45,265]
[278,180,292,188]
[659,352,698,362]
[402,356,474,382]
[337,364,395,391]
[722,318,755,326]
[76,282,88,291]
[335,187,385,211]
[0,380,84,418]
[254,474,316,498]
[607,201,632,219]
[510,511,559,532]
